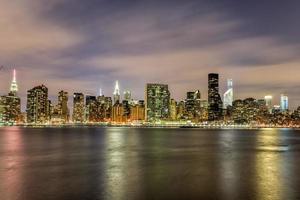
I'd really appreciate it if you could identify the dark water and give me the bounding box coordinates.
[0,127,300,200]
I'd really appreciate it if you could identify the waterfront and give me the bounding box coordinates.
[0,127,300,200]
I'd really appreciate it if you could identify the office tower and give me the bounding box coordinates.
[113,80,120,104]
[208,73,223,121]
[0,96,9,124]
[169,99,177,121]
[123,90,131,102]
[186,92,195,119]
[145,83,170,121]
[57,91,69,123]
[111,101,124,123]
[6,69,21,123]
[122,100,130,121]
[264,95,273,113]
[86,95,98,122]
[177,101,185,120]
[280,94,288,111]
[223,79,233,109]
[130,100,145,121]
[194,90,202,121]
[73,93,85,123]
[26,85,49,124]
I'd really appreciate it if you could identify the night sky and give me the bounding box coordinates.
[0,0,299,110]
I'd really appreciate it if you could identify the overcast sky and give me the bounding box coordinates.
[0,0,299,110]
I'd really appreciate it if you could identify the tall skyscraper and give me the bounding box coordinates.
[113,80,120,104]
[145,83,170,121]
[208,73,223,121]
[86,95,98,122]
[185,91,196,119]
[169,99,177,121]
[223,79,233,109]
[264,95,273,113]
[280,94,288,111]
[73,93,85,123]
[9,69,18,96]
[57,91,69,123]
[26,85,49,124]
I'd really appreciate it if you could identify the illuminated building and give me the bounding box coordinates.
[169,99,177,120]
[208,73,223,121]
[223,79,233,109]
[177,101,185,119]
[56,91,69,123]
[194,90,202,121]
[145,83,170,121]
[111,101,125,123]
[130,102,145,122]
[122,100,130,121]
[123,90,131,102]
[26,85,49,124]
[280,94,288,111]
[185,92,196,119]
[264,95,273,113]
[113,80,120,104]
[10,69,18,96]
[73,93,85,123]
[86,95,98,122]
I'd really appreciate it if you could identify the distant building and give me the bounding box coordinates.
[123,90,131,102]
[113,80,121,104]
[145,83,170,121]
[26,85,49,124]
[130,100,145,121]
[185,92,196,119]
[280,94,288,111]
[169,99,177,121]
[264,95,273,113]
[56,91,69,123]
[86,95,98,122]
[208,73,223,121]
[111,101,125,123]
[223,79,233,109]
[73,93,85,123]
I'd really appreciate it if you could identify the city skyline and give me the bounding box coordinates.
[0,69,296,112]
[0,0,300,110]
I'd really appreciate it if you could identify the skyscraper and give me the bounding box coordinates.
[73,93,85,123]
[9,69,18,96]
[123,90,131,102]
[185,91,195,119]
[169,99,177,121]
[208,73,223,121]
[145,83,170,121]
[280,94,288,111]
[26,85,49,124]
[86,95,98,122]
[223,79,233,109]
[113,80,120,104]
[57,91,69,123]
[264,95,273,113]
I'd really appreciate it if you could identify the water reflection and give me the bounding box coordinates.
[255,129,284,200]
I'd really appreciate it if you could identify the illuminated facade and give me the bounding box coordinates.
[73,93,85,123]
[113,80,120,104]
[26,85,49,124]
[280,94,288,111]
[86,95,98,122]
[264,95,273,113]
[208,73,223,121]
[145,83,170,121]
[169,99,177,120]
[223,79,233,109]
[123,90,131,102]
[130,100,145,121]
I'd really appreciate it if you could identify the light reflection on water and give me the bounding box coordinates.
[0,127,300,200]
